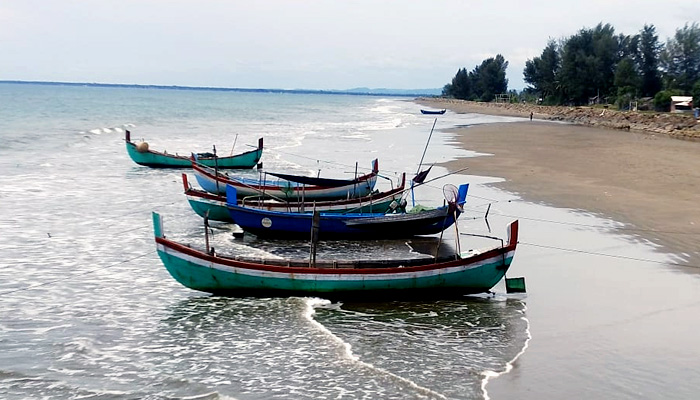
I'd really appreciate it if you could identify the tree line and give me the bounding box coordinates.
[442,55,509,102]
[442,22,700,111]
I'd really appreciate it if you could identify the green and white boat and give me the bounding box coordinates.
[182,173,408,222]
[125,130,263,169]
[153,212,520,299]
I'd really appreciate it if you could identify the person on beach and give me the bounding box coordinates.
[530,112,533,121]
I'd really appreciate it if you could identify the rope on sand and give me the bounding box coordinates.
[519,241,699,269]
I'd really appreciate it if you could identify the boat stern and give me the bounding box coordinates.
[507,220,519,247]
[457,183,469,209]
[152,212,164,238]
[225,184,238,207]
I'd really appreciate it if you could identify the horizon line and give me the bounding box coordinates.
[0,79,442,97]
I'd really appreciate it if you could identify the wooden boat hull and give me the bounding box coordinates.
[192,159,379,199]
[420,109,446,115]
[182,173,406,222]
[224,184,468,239]
[125,131,263,168]
[153,212,519,298]
[186,191,234,222]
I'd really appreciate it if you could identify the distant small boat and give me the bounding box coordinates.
[152,211,520,298]
[420,109,446,115]
[192,158,380,199]
[124,130,263,169]
[224,183,469,240]
[182,173,408,222]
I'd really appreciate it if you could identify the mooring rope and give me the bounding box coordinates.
[0,251,155,296]
[43,200,178,238]
[518,241,699,269]
[459,204,700,236]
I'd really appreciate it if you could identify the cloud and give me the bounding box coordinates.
[1,1,698,90]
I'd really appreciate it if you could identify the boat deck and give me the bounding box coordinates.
[217,254,460,269]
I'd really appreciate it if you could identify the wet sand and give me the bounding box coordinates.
[444,120,700,268]
[430,113,700,398]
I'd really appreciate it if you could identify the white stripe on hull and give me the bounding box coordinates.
[158,243,513,282]
[193,168,377,198]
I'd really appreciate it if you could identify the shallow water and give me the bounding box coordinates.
[1,83,698,399]
[0,84,530,399]
[465,181,700,400]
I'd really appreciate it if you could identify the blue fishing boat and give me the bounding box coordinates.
[420,109,446,115]
[152,211,519,298]
[192,158,380,199]
[224,183,469,239]
[125,130,263,168]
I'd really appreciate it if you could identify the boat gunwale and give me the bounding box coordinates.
[183,173,407,208]
[124,131,263,168]
[191,158,379,193]
[126,140,262,162]
[420,109,447,115]
[154,234,517,276]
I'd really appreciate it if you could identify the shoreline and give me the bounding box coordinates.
[417,97,700,140]
[419,100,700,268]
[447,121,700,268]
[416,100,700,399]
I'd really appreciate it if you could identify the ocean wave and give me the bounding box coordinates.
[84,124,133,135]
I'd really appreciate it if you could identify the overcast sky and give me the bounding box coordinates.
[1,1,698,91]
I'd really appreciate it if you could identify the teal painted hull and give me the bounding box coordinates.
[192,158,379,198]
[157,247,513,297]
[182,172,407,223]
[187,196,399,222]
[187,197,234,222]
[153,212,520,299]
[125,135,262,169]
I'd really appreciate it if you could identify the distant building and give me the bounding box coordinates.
[494,93,512,103]
[670,96,693,113]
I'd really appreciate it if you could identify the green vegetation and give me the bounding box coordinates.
[442,54,508,101]
[523,40,560,104]
[523,22,700,110]
[615,57,640,108]
[443,21,700,111]
[638,24,663,97]
[661,23,700,93]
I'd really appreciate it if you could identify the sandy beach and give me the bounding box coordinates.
[417,97,700,139]
[447,121,700,268]
[417,99,700,398]
[418,100,700,268]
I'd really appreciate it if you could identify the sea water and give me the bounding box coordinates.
[0,83,529,399]
[2,83,699,400]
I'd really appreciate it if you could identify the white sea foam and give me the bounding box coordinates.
[86,125,128,135]
[370,105,397,114]
[304,298,448,399]
[32,323,73,335]
[480,301,531,400]
[178,392,226,400]
[341,132,371,140]
[303,298,354,359]
[0,88,545,399]
[47,366,86,376]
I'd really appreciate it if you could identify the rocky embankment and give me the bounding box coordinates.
[417,98,700,140]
